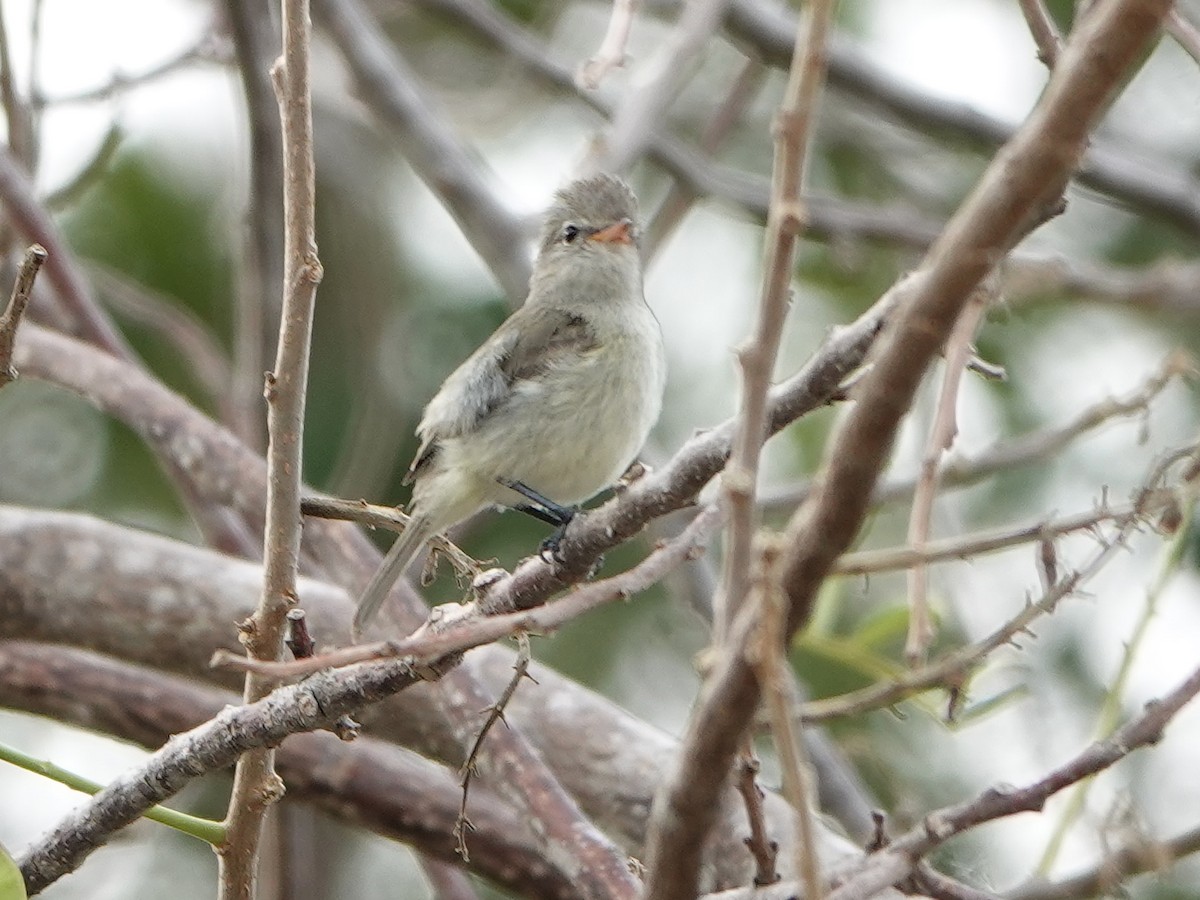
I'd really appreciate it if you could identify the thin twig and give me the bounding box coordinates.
[1018,0,1064,68]
[733,746,779,885]
[220,1,323,896]
[223,0,285,449]
[214,503,724,679]
[716,0,836,645]
[824,656,1200,899]
[760,351,1193,515]
[749,538,821,897]
[834,491,1169,577]
[1166,6,1200,66]
[0,244,47,389]
[905,287,992,664]
[1036,462,1197,874]
[800,444,1195,723]
[33,36,226,108]
[577,0,640,88]
[590,0,736,173]
[300,494,480,579]
[455,633,534,861]
[1009,821,1200,900]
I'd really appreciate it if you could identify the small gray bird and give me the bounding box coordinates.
[353,174,667,634]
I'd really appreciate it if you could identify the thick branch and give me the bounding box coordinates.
[0,642,573,899]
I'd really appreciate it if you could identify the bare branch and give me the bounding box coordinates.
[1018,0,1064,68]
[214,503,724,679]
[1167,5,1200,66]
[747,539,820,897]
[589,0,735,173]
[300,494,481,578]
[7,499,724,899]
[0,146,131,359]
[2,643,575,898]
[1004,254,1200,315]
[1009,822,1200,900]
[801,442,1193,723]
[761,351,1193,514]
[905,286,992,663]
[221,1,323,893]
[223,0,285,449]
[578,0,640,88]
[824,657,1200,898]
[0,244,46,388]
[642,5,1174,897]
[715,0,836,647]
[834,492,1163,578]
[316,0,531,302]
[32,34,227,107]
[725,0,1200,236]
[0,506,838,891]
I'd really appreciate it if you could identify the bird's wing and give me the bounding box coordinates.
[403,307,598,484]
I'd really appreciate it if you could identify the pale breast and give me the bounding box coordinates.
[462,305,665,506]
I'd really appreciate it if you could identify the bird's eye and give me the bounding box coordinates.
[561,224,581,244]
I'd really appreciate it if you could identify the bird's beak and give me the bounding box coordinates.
[588,218,634,245]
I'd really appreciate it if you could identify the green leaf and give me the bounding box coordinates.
[0,842,26,900]
[793,632,906,699]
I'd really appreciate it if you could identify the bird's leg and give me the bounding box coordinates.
[498,477,576,526]
[513,503,566,527]
[497,477,578,559]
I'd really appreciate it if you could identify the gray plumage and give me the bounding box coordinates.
[354,174,667,634]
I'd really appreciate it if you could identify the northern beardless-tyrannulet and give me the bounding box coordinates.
[354,174,667,633]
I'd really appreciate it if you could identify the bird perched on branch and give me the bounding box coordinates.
[354,173,667,634]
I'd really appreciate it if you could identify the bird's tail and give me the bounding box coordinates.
[353,512,434,638]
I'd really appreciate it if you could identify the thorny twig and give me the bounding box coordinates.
[455,633,536,861]
[801,443,1199,723]
[905,286,993,664]
[824,653,1200,899]
[760,352,1193,515]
